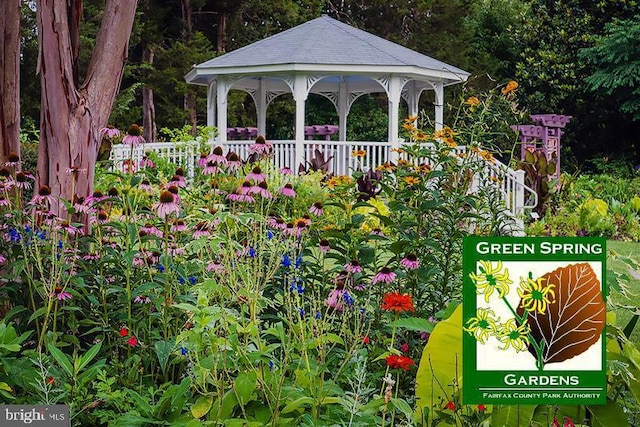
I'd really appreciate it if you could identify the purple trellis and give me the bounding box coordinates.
[512,114,572,180]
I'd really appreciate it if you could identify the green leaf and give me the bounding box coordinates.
[588,400,630,427]
[281,396,313,414]
[491,405,537,427]
[191,395,213,419]
[234,371,257,404]
[75,341,102,373]
[395,317,434,333]
[391,398,414,421]
[47,344,73,378]
[154,340,174,372]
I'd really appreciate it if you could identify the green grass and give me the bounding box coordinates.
[608,240,640,344]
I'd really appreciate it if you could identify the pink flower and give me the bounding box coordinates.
[278,183,296,198]
[206,262,225,274]
[140,223,163,238]
[99,126,121,140]
[171,219,187,232]
[127,336,138,347]
[206,146,227,165]
[139,156,155,169]
[248,135,272,156]
[226,190,255,203]
[52,286,72,301]
[344,260,362,274]
[168,175,187,188]
[309,201,324,216]
[246,166,266,182]
[202,161,219,175]
[401,253,420,270]
[325,289,345,311]
[319,239,330,252]
[122,124,145,146]
[153,190,180,218]
[198,153,208,167]
[134,295,150,304]
[226,152,242,171]
[0,254,5,264]
[400,342,409,353]
[280,167,293,175]
[30,185,56,207]
[372,267,396,285]
[239,181,253,195]
[250,181,272,198]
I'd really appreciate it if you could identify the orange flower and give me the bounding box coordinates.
[479,150,495,163]
[444,137,457,148]
[376,162,396,172]
[465,96,481,107]
[381,292,414,313]
[403,176,421,185]
[501,80,518,95]
[385,354,415,371]
[352,149,366,158]
[404,115,418,123]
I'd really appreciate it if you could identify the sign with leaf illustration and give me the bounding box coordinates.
[463,237,606,405]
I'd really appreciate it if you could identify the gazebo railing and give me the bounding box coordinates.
[109,139,536,226]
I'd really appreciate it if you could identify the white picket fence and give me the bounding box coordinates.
[110,139,537,231]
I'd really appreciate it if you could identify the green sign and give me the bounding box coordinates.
[462,237,607,405]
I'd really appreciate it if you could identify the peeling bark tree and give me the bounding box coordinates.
[36,0,138,212]
[0,0,21,165]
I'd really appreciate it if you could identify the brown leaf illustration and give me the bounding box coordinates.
[517,263,605,365]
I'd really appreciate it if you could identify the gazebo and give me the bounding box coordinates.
[185,15,470,169]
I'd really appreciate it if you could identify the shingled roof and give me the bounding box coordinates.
[187,15,469,86]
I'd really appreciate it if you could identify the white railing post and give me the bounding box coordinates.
[514,169,526,217]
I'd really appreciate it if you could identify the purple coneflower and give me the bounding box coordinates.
[309,201,324,216]
[248,135,272,155]
[268,216,286,230]
[226,152,242,171]
[121,159,136,174]
[57,220,79,236]
[31,185,56,207]
[401,253,420,270]
[139,156,155,169]
[140,223,163,238]
[207,146,227,165]
[344,260,363,274]
[171,219,187,232]
[202,160,218,175]
[325,289,345,311]
[319,239,330,252]
[167,185,181,204]
[372,267,396,285]
[168,174,187,188]
[0,195,9,207]
[86,190,106,205]
[246,166,266,182]
[280,167,293,175]
[52,286,72,301]
[154,190,180,218]
[139,179,153,192]
[198,153,208,167]
[134,295,151,304]
[278,183,296,198]
[5,153,20,168]
[192,222,211,239]
[13,172,33,190]
[226,189,255,203]
[122,124,145,146]
[206,262,225,274]
[239,181,253,195]
[251,181,272,198]
[0,254,5,264]
[99,125,121,140]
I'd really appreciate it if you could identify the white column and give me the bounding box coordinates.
[257,79,267,137]
[388,76,401,161]
[293,74,307,171]
[216,78,228,144]
[338,82,348,142]
[408,81,419,118]
[207,82,216,132]
[434,81,444,131]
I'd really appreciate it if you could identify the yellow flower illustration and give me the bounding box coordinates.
[517,276,555,314]
[464,307,500,344]
[470,260,513,302]
[496,318,530,352]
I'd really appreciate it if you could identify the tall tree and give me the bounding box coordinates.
[0,0,21,165]
[36,0,138,212]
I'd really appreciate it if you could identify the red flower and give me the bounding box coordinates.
[381,292,414,313]
[552,417,560,427]
[444,401,455,411]
[563,418,575,427]
[362,336,370,345]
[400,342,409,353]
[385,354,414,371]
[477,404,486,412]
[127,336,138,347]
[119,327,128,337]
[45,376,55,385]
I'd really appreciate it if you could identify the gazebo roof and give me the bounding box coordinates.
[185,15,469,88]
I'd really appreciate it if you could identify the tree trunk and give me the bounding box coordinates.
[0,0,21,166]
[217,11,227,53]
[36,0,138,215]
[142,47,156,144]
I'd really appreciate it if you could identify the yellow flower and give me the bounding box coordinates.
[496,319,530,352]
[479,150,495,163]
[402,122,417,132]
[352,149,366,158]
[414,132,429,141]
[517,276,555,314]
[470,260,513,302]
[376,162,396,172]
[433,126,457,140]
[501,80,519,95]
[391,148,406,153]
[465,96,481,107]
[404,115,418,123]
[368,197,391,216]
[403,176,421,185]
[444,137,457,148]
[464,307,500,344]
